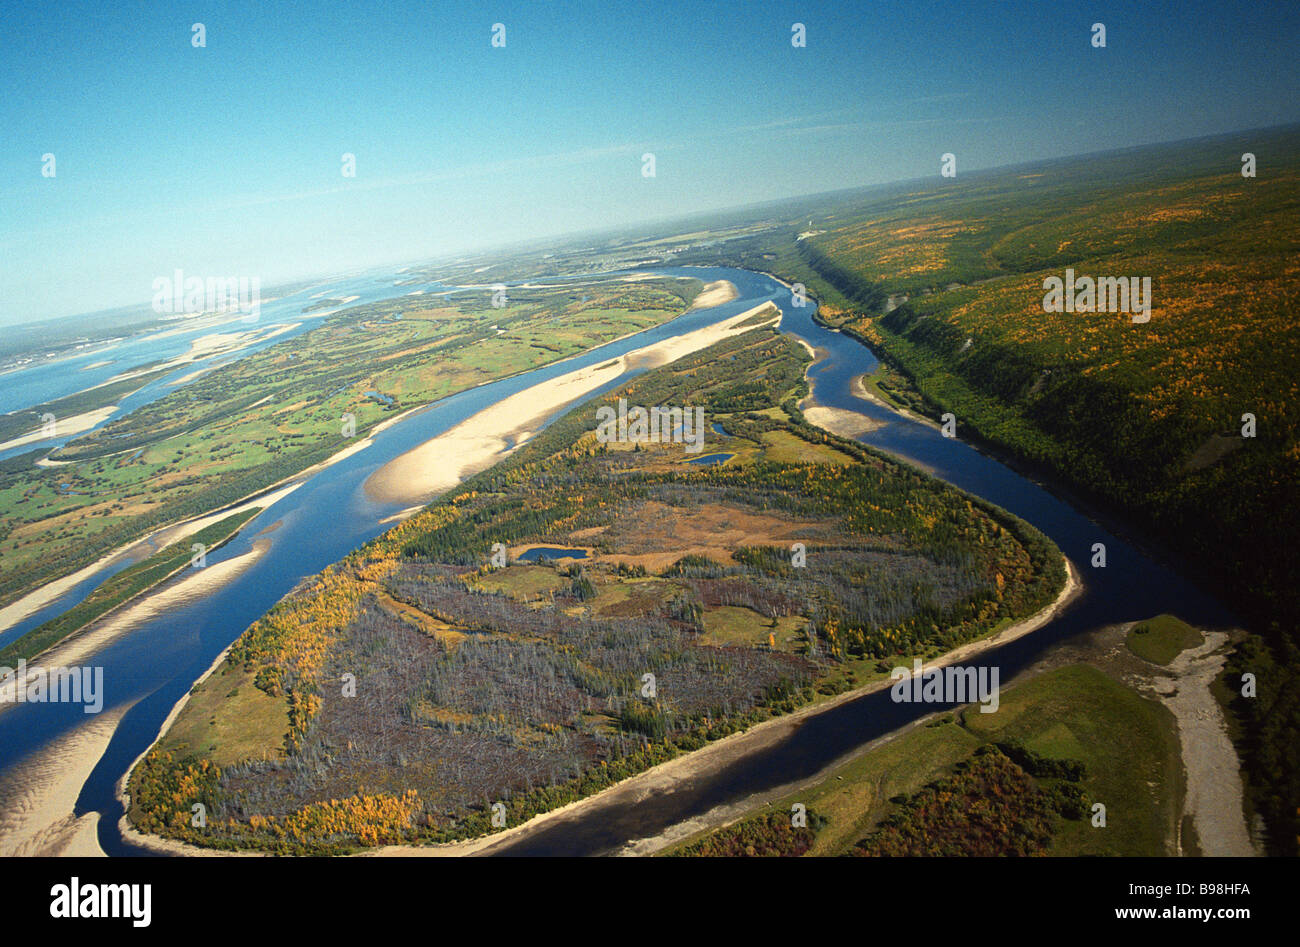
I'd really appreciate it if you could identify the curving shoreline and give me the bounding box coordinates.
[119,557,1080,858]
[0,542,272,856]
[0,282,776,856]
[363,301,780,506]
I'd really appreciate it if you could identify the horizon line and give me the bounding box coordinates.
[11,118,1297,334]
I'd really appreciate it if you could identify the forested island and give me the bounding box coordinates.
[128,325,1063,853]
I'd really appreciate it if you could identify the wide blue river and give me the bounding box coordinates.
[0,266,1236,856]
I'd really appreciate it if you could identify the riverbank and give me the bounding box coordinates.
[777,271,1244,661]
[0,706,127,856]
[363,301,780,505]
[0,540,272,856]
[850,371,939,431]
[0,482,300,641]
[0,405,119,453]
[7,263,1233,862]
[2,289,737,627]
[793,339,886,440]
[116,617,276,859]
[687,280,738,310]
[0,539,271,710]
[1147,629,1257,856]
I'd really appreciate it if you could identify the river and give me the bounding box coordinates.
[0,266,1238,856]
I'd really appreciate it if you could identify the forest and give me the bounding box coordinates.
[677,126,1300,854]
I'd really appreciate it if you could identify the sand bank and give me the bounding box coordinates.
[1150,631,1258,856]
[0,705,127,856]
[688,280,739,310]
[103,322,301,390]
[0,540,271,857]
[0,405,118,453]
[852,372,939,431]
[802,403,885,439]
[0,481,299,638]
[0,540,270,709]
[364,302,779,506]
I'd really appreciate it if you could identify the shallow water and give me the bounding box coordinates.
[516,547,590,563]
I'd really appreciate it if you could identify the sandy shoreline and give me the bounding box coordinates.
[850,371,939,430]
[0,481,301,640]
[762,269,937,432]
[0,706,127,856]
[801,401,886,440]
[1,284,747,630]
[0,318,634,641]
[0,321,300,453]
[0,540,273,857]
[363,302,780,506]
[0,405,119,453]
[116,613,276,859]
[0,540,270,710]
[87,322,301,393]
[114,289,1083,858]
[1149,630,1258,856]
[14,269,1090,858]
[788,341,889,448]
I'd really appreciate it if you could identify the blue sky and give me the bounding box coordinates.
[2,0,1297,325]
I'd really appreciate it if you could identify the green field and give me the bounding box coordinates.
[1126,614,1204,666]
[671,664,1182,857]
